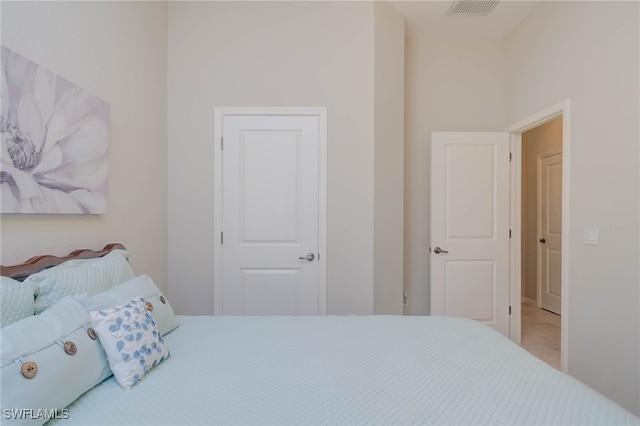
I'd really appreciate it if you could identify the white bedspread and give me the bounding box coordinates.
[50,315,638,425]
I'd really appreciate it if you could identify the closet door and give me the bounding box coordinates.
[218,112,325,315]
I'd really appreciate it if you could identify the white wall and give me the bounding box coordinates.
[506,1,639,414]
[167,1,378,315]
[0,2,169,292]
[373,2,405,314]
[403,38,506,315]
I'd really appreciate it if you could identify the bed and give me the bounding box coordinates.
[1,244,638,426]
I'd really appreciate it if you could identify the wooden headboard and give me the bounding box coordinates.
[0,243,126,282]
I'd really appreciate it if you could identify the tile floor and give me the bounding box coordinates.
[520,302,561,370]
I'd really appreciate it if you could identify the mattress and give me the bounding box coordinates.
[49,315,638,425]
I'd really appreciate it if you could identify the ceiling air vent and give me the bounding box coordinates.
[446,0,499,16]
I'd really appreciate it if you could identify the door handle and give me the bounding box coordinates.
[433,247,449,254]
[539,238,546,244]
[298,253,315,261]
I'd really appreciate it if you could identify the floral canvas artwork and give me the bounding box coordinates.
[1,46,110,214]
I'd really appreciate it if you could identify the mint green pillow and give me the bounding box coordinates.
[1,277,38,328]
[24,250,135,314]
[76,274,179,336]
[0,297,112,425]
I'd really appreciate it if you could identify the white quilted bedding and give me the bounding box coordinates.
[50,315,638,425]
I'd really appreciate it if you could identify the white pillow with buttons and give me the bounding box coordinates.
[0,297,112,425]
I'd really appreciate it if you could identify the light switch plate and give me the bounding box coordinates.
[584,226,599,246]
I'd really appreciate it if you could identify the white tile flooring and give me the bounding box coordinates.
[520,302,561,370]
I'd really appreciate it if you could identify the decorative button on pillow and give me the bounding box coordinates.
[89,297,170,389]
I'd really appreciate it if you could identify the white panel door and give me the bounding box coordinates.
[539,152,562,315]
[431,132,510,337]
[222,115,319,315]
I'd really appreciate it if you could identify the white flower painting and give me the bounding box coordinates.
[1,46,110,214]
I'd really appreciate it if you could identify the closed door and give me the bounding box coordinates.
[539,152,562,315]
[431,132,510,337]
[221,114,320,315]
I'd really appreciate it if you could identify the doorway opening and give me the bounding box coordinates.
[520,117,563,370]
[507,100,570,373]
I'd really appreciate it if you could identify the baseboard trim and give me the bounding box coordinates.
[522,297,537,306]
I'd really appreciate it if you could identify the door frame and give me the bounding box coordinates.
[506,99,570,372]
[212,107,328,315]
[537,149,563,312]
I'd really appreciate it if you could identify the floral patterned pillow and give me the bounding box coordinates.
[89,297,170,389]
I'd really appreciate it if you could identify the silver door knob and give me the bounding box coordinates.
[299,253,315,261]
[433,247,449,254]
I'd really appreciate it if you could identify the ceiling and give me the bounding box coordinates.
[389,1,541,39]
